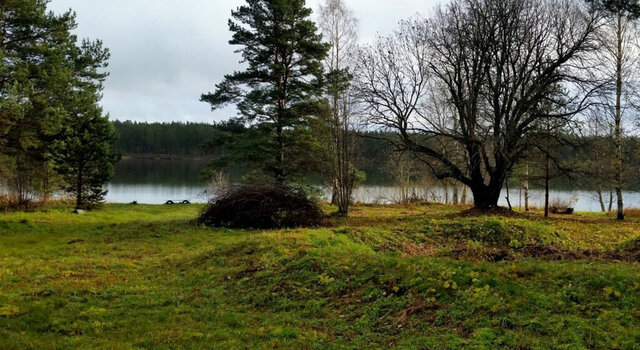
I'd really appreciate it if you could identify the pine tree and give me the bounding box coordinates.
[201,0,328,186]
[0,0,77,203]
[52,101,118,209]
[51,40,119,210]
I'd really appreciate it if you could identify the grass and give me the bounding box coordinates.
[1,203,640,349]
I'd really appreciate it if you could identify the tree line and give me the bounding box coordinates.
[203,0,640,219]
[3,0,639,217]
[0,0,118,210]
[111,120,640,193]
[112,120,218,157]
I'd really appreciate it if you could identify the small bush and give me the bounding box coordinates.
[624,208,640,218]
[0,195,41,212]
[197,185,324,229]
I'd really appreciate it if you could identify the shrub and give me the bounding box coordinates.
[624,208,640,218]
[197,185,324,229]
[550,196,577,214]
[0,195,40,212]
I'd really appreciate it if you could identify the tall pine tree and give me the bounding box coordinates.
[51,40,118,210]
[0,0,76,203]
[201,0,328,186]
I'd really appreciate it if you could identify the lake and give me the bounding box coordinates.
[106,158,640,212]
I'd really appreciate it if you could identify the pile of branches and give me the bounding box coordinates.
[197,185,324,229]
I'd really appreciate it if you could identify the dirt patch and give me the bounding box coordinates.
[518,245,586,260]
[400,242,438,257]
[445,243,514,262]
[394,300,444,327]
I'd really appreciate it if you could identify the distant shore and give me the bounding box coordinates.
[119,154,213,161]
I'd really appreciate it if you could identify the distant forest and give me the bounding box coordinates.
[113,121,640,191]
[112,120,386,164]
[112,120,218,157]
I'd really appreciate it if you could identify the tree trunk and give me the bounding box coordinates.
[452,183,459,205]
[544,153,550,218]
[275,120,285,186]
[331,182,338,205]
[470,182,502,210]
[461,186,468,204]
[524,164,529,212]
[597,187,606,213]
[443,182,449,204]
[609,190,614,212]
[76,167,83,210]
[505,178,512,211]
[614,11,625,221]
[43,165,50,204]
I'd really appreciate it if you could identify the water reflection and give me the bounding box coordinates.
[106,158,640,211]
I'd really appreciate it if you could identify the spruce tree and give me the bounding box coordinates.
[201,0,328,186]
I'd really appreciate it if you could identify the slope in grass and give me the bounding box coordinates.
[0,204,639,349]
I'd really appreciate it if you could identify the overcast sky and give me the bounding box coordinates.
[47,0,440,123]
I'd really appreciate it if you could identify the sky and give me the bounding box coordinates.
[47,0,440,123]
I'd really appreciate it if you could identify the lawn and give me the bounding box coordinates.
[1,203,640,349]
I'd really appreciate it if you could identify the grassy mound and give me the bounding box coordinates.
[424,217,563,249]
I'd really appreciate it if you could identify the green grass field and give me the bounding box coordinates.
[1,204,640,349]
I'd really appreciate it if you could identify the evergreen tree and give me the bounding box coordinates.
[201,0,328,186]
[0,0,76,202]
[51,40,118,210]
[52,106,118,209]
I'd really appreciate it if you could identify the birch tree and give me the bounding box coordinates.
[317,0,362,215]
[588,0,640,220]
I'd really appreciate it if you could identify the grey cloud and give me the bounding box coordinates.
[48,0,440,123]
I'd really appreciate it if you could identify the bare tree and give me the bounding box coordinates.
[317,0,362,215]
[355,0,601,210]
[352,17,432,194]
[588,0,640,220]
[319,0,358,72]
[581,110,616,212]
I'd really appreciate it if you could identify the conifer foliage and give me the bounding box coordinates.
[201,0,329,186]
[51,40,119,209]
[0,0,118,210]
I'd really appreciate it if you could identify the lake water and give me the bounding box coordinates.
[106,158,640,212]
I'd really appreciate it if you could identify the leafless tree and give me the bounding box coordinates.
[319,0,358,72]
[317,0,362,215]
[580,109,616,212]
[352,17,433,190]
[589,1,640,220]
[354,0,601,210]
